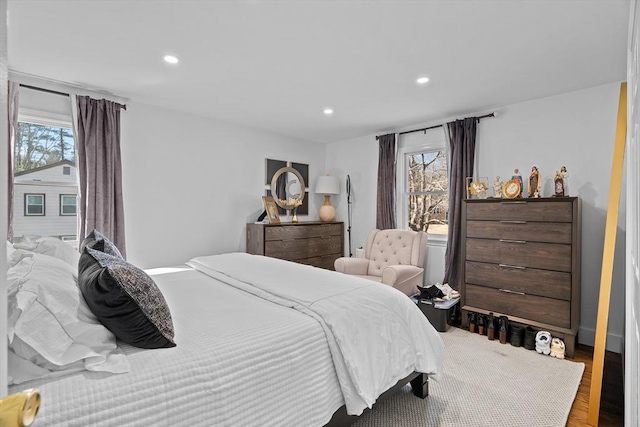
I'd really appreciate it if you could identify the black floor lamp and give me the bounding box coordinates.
[346,174,353,257]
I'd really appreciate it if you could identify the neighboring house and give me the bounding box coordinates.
[12,160,78,243]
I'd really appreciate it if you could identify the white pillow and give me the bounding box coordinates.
[13,235,80,268]
[6,240,15,256]
[7,252,130,384]
[5,240,15,266]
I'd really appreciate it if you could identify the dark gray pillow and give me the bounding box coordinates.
[78,247,176,349]
[80,229,123,259]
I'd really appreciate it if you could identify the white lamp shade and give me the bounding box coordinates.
[315,175,340,195]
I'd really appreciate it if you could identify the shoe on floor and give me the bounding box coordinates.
[550,337,565,359]
[535,331,552,355]
[523,326,538,350]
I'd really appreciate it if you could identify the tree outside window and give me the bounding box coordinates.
[405,149,449,235]
[15,122,75,172]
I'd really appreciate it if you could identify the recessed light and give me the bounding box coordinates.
[324,108,334,115]
[163,55,179,64]
[416,77,430,84]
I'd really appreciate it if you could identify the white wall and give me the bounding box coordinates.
[325,134,378,262]
[326,82,626,351]
[121,103,327,268]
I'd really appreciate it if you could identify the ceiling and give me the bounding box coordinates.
[7,0,629,144]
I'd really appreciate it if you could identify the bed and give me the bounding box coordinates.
[6,236,444,427]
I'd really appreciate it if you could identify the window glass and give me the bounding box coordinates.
[60,194,77,215]
[404,149,449,235]
[25,194,45,216]
[13,118,78,245]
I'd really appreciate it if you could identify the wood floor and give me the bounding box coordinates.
[566,344,624,426]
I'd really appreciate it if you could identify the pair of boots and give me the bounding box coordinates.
[468,312,506,342]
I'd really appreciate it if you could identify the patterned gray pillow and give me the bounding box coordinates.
[78,248,176,348]
[80,229,123,259]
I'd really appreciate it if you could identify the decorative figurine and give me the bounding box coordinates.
[553,170,565,197]
[560,166,568,195]
[511,169,523,198]
[528,165,541,198]
[493,176,503,198]
[467,177,489,199]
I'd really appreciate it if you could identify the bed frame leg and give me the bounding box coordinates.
[410,373,429,398]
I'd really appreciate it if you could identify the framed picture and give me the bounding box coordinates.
[262,196,280,224]
[265,158,287,185]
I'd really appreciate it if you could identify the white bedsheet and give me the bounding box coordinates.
[187,253,444,416]
[8,253,444,426]
[9,266,344,427]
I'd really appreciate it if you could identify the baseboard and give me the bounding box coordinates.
[578,326,623,353]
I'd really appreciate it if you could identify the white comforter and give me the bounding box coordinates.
[187,253,444,415]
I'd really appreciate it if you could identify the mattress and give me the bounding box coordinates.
[9,253,444,426]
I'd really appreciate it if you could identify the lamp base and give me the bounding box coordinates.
[318,195,336,222]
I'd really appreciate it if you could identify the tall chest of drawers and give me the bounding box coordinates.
[461,198,581,356]
[246,221,344,270]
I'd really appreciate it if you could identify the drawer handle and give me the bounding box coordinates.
[499,263,526,270]
[500,201,527,204]
[500,220,527,224]
[499,289,526,296]
[499,239,527,244]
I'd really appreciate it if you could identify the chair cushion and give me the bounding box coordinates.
[367,230,420,276]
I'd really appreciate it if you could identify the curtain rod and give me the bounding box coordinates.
[375,112,495,140]
[20,84,69,98]
[19,83,127,110]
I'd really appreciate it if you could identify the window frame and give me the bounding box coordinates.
[24,193,46,216]
[60,194,77,216]
[397,140,450,240]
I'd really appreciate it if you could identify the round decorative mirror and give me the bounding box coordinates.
[271,166,305,210]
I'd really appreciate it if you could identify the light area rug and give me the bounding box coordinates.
[353,327,585,427]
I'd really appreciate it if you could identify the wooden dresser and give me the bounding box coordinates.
[461,198,581,356]
[246,221,344,270]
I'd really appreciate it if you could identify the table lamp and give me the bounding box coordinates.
[315,175,340,222]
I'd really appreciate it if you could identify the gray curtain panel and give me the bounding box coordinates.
[443,117,477,288]
[76,96,127,257]
[7,82,19,242]
[376,133,396,230]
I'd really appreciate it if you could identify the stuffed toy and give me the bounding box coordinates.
[550,337,566,359]
[535,331,552,355]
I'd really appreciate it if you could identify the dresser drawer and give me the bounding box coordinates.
[466,238,572,272]
[466,220,572,244]
[465,284,571,328]
[265,235,342,261]
[466,200,573,222]
[465,261,571,300]
[265,223,342,241]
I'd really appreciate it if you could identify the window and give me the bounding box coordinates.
[405,150,449,234]
[398,132,449,236]
[60,194,77,216]
[12,101,78,241]
[25,194,45,216]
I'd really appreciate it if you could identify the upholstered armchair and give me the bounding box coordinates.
[334,228,428,297]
